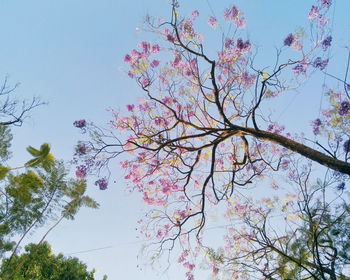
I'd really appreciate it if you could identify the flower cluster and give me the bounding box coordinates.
[75,165,87,178]
[95,178,108,190]
[339,101,350,116]
[321,36,332,50]
[124,41,161,83]
[223,5,246,28]
[75,143,88,156]
[312,57,329,70]
[284,33,295,46]
[292,64,307,75]
[207,16,218,28]
[73,119,87,129]
[312,118,322,135]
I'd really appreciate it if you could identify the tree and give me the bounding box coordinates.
[0,79,99,278]
[0,241,105,280]
[0,77,43,127]
[74,0,350,278]
[0,133,99,277]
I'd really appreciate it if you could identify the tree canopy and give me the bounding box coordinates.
[0,241,104,280]
[74,0,350,279]
[0,78,100,278]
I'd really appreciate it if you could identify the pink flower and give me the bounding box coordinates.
[152,44,160,53]
[124,54,132,63]
[127,71,134,78]
[150,60,160,68]
[131,49,142,60]
[140,41,150,54]
[223,5,246,28]
[141,78,150,87]
[208,16,218,28]
[308,6,319,20]
[191,10,199,19]
[126,104,135,112]
[172,55,182,67]
[224,38,234,48]
[224,5,239,21]
[75,165,87,178]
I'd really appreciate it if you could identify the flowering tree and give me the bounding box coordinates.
[75,0,350,278]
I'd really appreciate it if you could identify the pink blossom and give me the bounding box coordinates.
[131,49,142,60]
[191,10,199,19]
[224,5,239,20]
[141,77,150,87]
[172,55,182,67]
[152,44,160,53]
[208,16,218,28]
[124,54,132,63]
[223,5,246,28]
[241,72,255,87]
[308,5,320,19]
[126,104,135,112]
[127,71,134,78]
[75,165,87,178]
[140,41,150,54]
[150,60,160,68]
[224,38,234,48]
[183,262,195,271]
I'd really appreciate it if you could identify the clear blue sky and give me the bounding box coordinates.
[0,1,349,279]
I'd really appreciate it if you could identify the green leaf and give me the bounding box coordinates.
[26,146,42,157]
[0,165,10,180]
[81,196,99,209]
[25,143,55,171]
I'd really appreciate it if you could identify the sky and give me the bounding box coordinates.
[0,0,349,279]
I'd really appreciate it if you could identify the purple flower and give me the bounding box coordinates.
[75,144,88,156]
[224,38,234,48]
[152,44,160,53]
[344,140,350,153]
[73,119,87,128]
[126,104,135,112]
[236,39,251,52]
[339,101,350,116]
[336,182,345,191]
[141,78,150,88]
[150,60,160,68]
[208,16,218,28]
[318,0,332,8]
[321,36,332,50]
[127,71,134,78]
[312,57,329,70]
[191,10,199,19]
[312,118,322,135]
[140,41,150,54]
[167,34,175,43]
[284,33,295,46]
[75,165,87,178]
[308,6,319,19]
[95,178,108,190]
[241,72,255,87]
[292,64,306,75]
[224,5,239,21]
[124,54,132,63]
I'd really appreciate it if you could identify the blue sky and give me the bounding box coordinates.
[0,0,349,279]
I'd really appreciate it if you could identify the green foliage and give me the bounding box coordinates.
[0,126,12,162]
[25,143,55,171]
[0,130,98,258]
[273,194,350,279]
[0,166,10,180]
[0,242,105,280]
